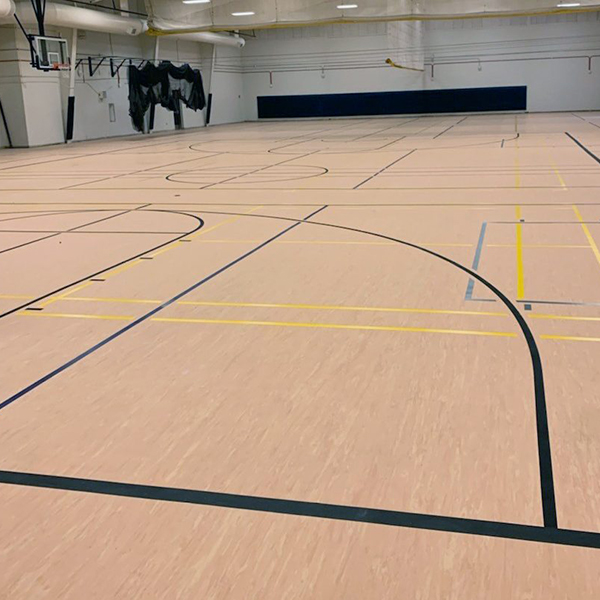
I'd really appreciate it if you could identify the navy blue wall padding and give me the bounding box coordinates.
[257,86,527,119]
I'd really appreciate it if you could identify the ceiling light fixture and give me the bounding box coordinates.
[557,2,581,6]
[337,4,358,8]
[231,11,255,16]
[182,0,210,4]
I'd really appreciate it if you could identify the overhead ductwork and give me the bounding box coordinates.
[168,30,244,48]
[0,2,244,46]
[0,1,146,34]
[149,17,245,47]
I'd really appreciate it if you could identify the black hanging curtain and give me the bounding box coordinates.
[128,61,206,132]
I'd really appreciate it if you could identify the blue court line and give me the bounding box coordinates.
[464,222,487,300]
[0,205,328,413]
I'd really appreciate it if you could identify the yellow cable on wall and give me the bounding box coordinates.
[385,58,424,72]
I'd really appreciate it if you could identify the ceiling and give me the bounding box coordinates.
[144,0,600,32]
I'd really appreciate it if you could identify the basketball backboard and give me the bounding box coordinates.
[30,35,69,71]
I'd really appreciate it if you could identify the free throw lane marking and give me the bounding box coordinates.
[573,205,600,270]
[515,206,525,300]
[153,316,517,338]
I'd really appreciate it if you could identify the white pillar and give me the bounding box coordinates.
[206,44,216,126]
[65,27,77,141]
[154,36,160,64]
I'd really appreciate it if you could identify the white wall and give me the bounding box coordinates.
[4,10,600,147]
[0,25,66,147]
[241,12,600,119]
[423,15,600,112]
[0,4,245,148]
[241,22,417,121]
[58,30,211,141]
[63,30,245,141]
[0,26,29,147]
[209,44,244,125]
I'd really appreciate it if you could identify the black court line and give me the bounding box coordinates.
[349,117,422,142]
[518,299,600,307]
[0,209,123,254]
[0,210,204,320]
[0,209,94,224]
[167,165,329,187]
[192,121,367,156]
[0,469,597,549]
[267,139,312,153]
[353,149,416,190]
[571,112,600,130]
[20,184,600,193]
[12,186,600,192]
[0,230,187,235]
[197,151,322,190]
[0,133,204,173]
[61,153,224,191]
[0,209,138,256]
[7,201,598,208]
[433,124,455,140]
[189,135,518,158]
[0,206,327,413]
[0,232,61,255]
[565,131,600,164]
[270,136,407,156]
[182,208,558,529]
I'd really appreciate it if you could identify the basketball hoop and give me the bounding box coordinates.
[29,36,69,71]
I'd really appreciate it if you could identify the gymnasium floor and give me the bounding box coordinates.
[1,112,600,597]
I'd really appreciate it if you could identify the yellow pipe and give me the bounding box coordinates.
[385,58,424,73]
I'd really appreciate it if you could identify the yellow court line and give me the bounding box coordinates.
[19,311,134,321]
[550,161,568,190]
[542,135,568,189]
[573,205,600,269]
[488,244,590,249]
[101,205,265,275]
[514,136,521,189]
[37,281,94,309]
[541,334,600,343]
[152,316,517,338]
[194,239,473,248]
[68,296,161,304]
[184,216,243,242]
[530,313,600,322]
[515,206,525,299]
[149,205,263,257]
[8,209,259,302]
[177,299,507,317]
[150,246,182,259]
[104,258,143,278]
[188,205,264,238]
[9,294,600,323]
[16,310,600,342]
